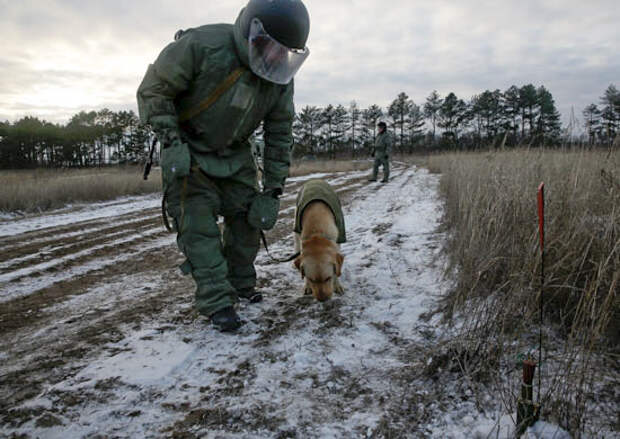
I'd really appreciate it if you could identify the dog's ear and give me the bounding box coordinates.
[294,255,305,279]
[335,253,344,276]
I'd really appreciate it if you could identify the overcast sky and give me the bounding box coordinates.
[1,0,618,128]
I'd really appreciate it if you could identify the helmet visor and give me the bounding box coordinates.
[248,18,309,85]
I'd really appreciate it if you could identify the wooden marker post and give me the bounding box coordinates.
[516,183,545,437]
[516,359,539,436]
[536,182,544,404]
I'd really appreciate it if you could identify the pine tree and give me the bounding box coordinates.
[438,92,468,143]
[519,84,538,139]
[320,105,339,158]
[295,105,322,155]
[469,95,484,142]
[361,105,383,153]
[423,90,442,141]
[600,84,619,141]
[472,90,504,141]
[349,101,361,156]
[408,103,425,151]
[388,92,413,151]
[582,104,601,145]
[504,85,521,142]
[332,105,349,157]
[536,86,561,144]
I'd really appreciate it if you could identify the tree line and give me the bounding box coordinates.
[582,84,620,145]
[0,110,150,169]
[1,84,617,168]
[293,84,618,158]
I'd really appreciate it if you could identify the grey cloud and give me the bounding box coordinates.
[2,0,618,127]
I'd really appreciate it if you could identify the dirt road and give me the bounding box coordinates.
[0,165,493,438]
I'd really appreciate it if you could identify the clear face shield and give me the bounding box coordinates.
[248,18,309,85]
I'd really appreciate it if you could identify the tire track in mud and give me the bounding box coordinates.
[0,229,173,303]
[0,209,162,263]
[0,172,373,298]
[0,170,380,329]
[0,216,163,273]
[0,204,160,243]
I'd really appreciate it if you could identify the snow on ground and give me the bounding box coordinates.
[0,193,161,237]
[0,165,579,438]
[0,234,175,303]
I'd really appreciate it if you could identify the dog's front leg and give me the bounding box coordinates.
[303,280,313,296]
[334,277,345,295]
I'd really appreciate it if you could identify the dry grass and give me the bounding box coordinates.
[0,166,162,214]
[427,148,619,437]
[0,160,373,214]
[288,159,371,177]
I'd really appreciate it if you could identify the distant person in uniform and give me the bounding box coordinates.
[369,121,392,183]
[137,0,311,332]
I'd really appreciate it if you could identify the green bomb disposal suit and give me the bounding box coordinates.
[137,13,295,316]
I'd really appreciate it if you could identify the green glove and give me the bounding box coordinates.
[248,189,281,230]
[161,139,191,186]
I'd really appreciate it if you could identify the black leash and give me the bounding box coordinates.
[142,135,174,232]
[162,192,173,232]
[260,230,300,263]
[143,136,158,181]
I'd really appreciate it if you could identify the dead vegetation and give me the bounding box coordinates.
[0,159,371,215]
[428,148,619,437]
[288,159,370,177]
[0,166,161,214]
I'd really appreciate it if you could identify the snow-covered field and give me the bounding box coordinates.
[0,164,574,438]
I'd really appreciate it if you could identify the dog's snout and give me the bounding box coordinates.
[313,288,332,302]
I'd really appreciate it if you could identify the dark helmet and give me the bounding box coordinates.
[239,0,310,49]
[377,121,387,129]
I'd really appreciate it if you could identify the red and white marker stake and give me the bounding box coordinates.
[537,182,545,404]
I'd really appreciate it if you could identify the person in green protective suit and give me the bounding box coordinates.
[136,0,311,332]
[369,121,392,183]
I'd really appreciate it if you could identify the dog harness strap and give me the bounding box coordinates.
[178,67,246,123]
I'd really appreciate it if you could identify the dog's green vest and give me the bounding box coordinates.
[294,179,346,244]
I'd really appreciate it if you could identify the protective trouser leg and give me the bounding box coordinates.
[372,158,381,180]
[165,170,236,317]
[383,159,390,181]
[219,167,260,292]
[223,212,260,291]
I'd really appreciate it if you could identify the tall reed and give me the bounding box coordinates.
[428,148,619,437]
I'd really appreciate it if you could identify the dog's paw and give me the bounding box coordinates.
[335,280,345,295]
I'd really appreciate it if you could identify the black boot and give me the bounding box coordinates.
[237,288,263,303]
[210,306,241,332]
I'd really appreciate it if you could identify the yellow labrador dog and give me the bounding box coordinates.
[293,179,346,301]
